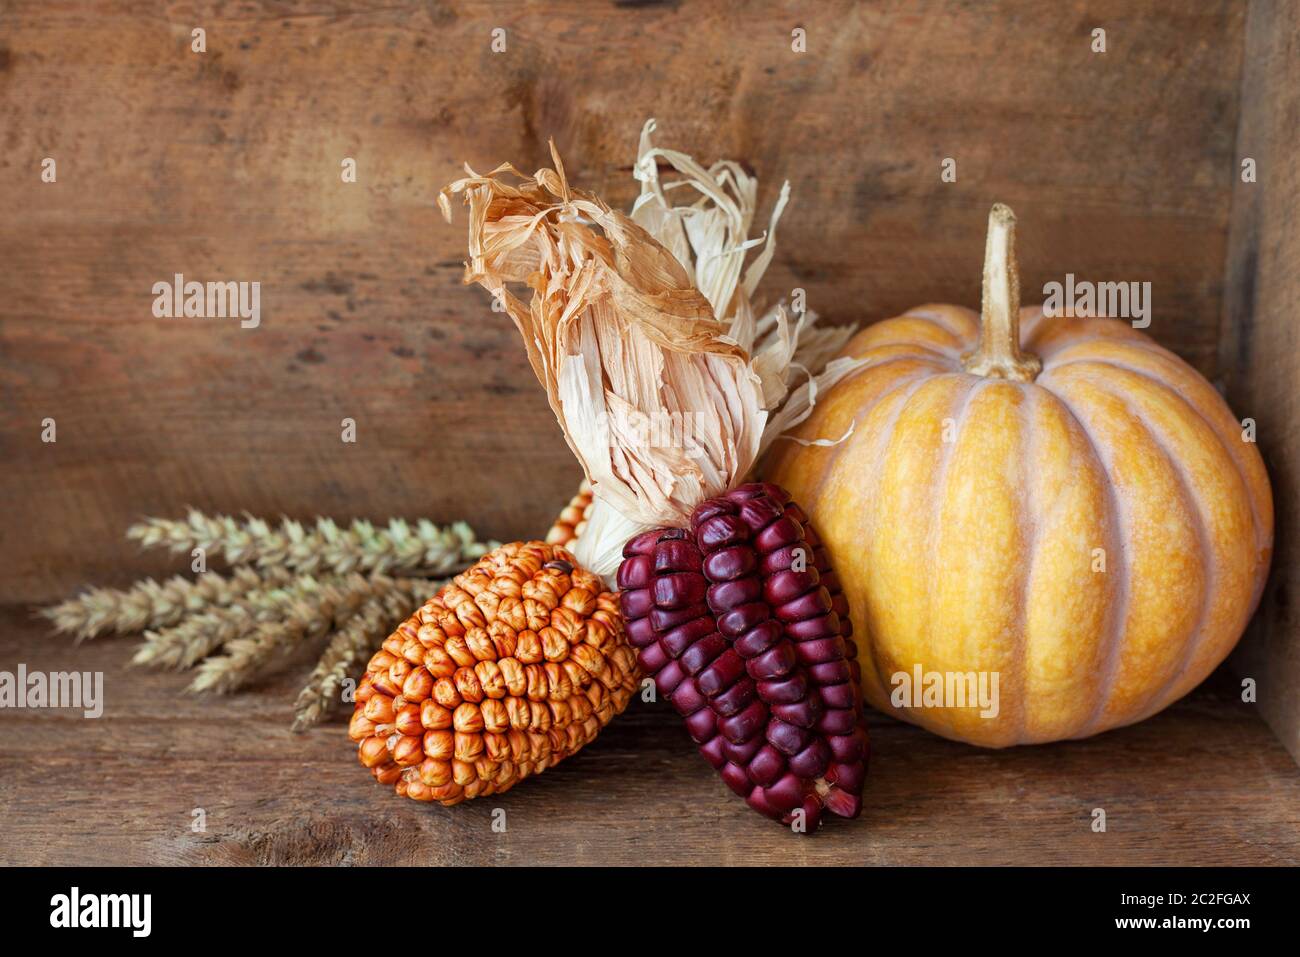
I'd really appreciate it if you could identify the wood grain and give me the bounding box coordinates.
[1222,0,1300,763]
[0,607,1295,865]
[0,0,1248,602]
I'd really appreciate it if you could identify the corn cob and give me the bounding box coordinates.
[349,541,640,805]
[618,482,867,831]
[544,482,593,548]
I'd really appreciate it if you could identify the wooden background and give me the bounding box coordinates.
[1,0,1297,865]
[0,0,1252,602]
[1220,0,1300,773]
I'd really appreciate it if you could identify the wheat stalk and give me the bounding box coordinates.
[186,573,429,694]
[43,511,495,728]
[40,566,271,641]
[290,582,435,732]
[128,510,494,576]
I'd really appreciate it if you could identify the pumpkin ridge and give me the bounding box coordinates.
[845,319,966,362]
[837,374,951,712]
[1079,371,1218,719]
[859,345,962,365]
[766,359,941,490]
[1031,376,1131,739]
[1017,387,1092,533]
[903,304,980,341]
[1045,351,1268,561]
[1013,386,1042,743]
[856,373,947,708]
[777,364,934,520]
[922,376,985,741]
[1018,384,1112,740]
[849,352,954,376]
[1062,360,1261,716]
[909,317,973,356]
[1025,316,1147,361]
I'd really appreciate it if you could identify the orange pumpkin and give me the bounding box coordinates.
[766,205,1273,747]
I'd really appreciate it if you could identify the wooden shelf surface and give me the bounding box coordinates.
[1,606,1295,866]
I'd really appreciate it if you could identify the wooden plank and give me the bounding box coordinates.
[0,607,1295,865]
[1222,0,1300,763]
[0,0,1246,601]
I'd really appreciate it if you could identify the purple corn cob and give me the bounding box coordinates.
[618,482,868,832]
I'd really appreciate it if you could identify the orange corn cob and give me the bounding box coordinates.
[349,541,639,804]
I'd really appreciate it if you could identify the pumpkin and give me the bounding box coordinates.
[766,204,1273,747]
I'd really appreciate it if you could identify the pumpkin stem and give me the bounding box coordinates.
[962,203,1042,382]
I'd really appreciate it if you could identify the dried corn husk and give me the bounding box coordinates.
[440,140,763,533]
[441,120,864,576]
